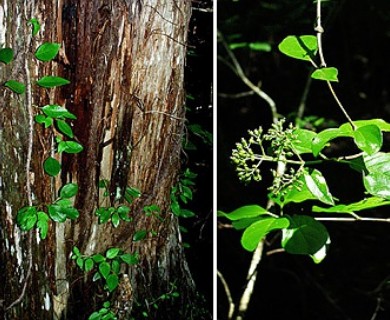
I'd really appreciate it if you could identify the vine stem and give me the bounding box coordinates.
[315,0,355,129]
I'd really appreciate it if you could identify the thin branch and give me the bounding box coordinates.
[217,270,235,319]
[296,72,313,121]
[218,91,255,99]
[316,217,390,223]
[314,0,355,128]
[217,30,278,123]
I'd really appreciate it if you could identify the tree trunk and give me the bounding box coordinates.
[0,1,205,319]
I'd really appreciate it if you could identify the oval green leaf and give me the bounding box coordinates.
[311,67,339,82]
[111,212,120,228]
[37,76,70,88]
[363,172,390,199]
[304,169,334,205]
[133,230,147,242]
[106,248,120,260]
[35,42,60,61]
[313,197,390,214]
[0,48,14,64]
[120,253,138,265]
[4,80,26,94]
[17,206,38,231]
[43,157,61,176]
[106,274,119,292]
[28,18,40,36]
[92,253,105,263]
[99,261,111,279]
[84,258,95,272]
[41,105,76,119]
[60,183,78,199]
[58,141,84,154]
[48,205,67,223]
[241,217,290,251]
[353,125,382,155]
[281,215,329,255]
[56,119,74,138]
[278,35,317,61]
[217,205,269,221]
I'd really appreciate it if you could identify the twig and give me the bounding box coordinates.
[314,0,355,128]
[316,217,390,223]
[217,270,235,319]
[370,297,383,320]
[218,91,255,99]
[296,72,313,121]
[217,30,278,123]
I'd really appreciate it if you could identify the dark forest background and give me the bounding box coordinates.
[217,0,390,319]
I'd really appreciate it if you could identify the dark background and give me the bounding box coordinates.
[218,0,390,319]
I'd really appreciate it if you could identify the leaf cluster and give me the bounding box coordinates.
[72,246,138,293]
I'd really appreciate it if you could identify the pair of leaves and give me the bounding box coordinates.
[278,35,338,82]
[16,206,49,239]
[96,205,132,228]
[218,206,329,263]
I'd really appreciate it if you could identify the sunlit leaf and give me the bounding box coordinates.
[313,197,390,214]
[281,215,329,256]
[241,217,290,251]
[311,67,339,82]
[353,125,382,155]
[278,35,317,61]
[41,105,76,119]
[291,128,317,154]
[56,119,74,138]
[28,18,40,36]
[217,205,269,221]
[17,206,38,231]
[106,274,119,292]
[304,169,334,205]
[99,261,111,279]
[106,248,120,259]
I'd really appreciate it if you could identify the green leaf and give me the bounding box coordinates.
[313,197,390,214]
[56,199,72,207]
[304,169,334,205]
[17,206,38,231]
[63,207,79,220]
[133,230,147,242]
[4,80,25,94]
[118,206,131,221]
[124,187,141,203]
[364,172,390,199]
[43,157,61,176]
[35,114,53,128]
[310,238,330,264]
[76,257,84,269]
[84,258,95,272]
[0,48,14,64]
[47,205,67,222]
[106,274,119,292]
[353,125,382,155]
[96,208,111,224]
[241,217,290,251]
[311,67,339,82]
[28,18,40,36]
[111,212,120,228]
[88,312,100,320]
[363,152,390,174]
[278,35,317,61]
[273,178,317,206]
[72,246,80,257]
[291,128,317,154]
[120,253,138,265]
[60,183,78,199]
[103,301,111,308]
[311,127,352,156]
[58,141,84,154]
[99,261,111,279]
[343,119,390,132]
[106,248,120,260]
[249,42,272,52]
[56,119,74,138]
[282,215,329,256]
[92,253,106,263]
[37,76,70,88]
[217,205,269,221]
[177,209,196,218]
[37,211,49,240]
[92,272,102,282]
[35,43,60,61]
[111,259,120,275]
[41,105,76,119]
